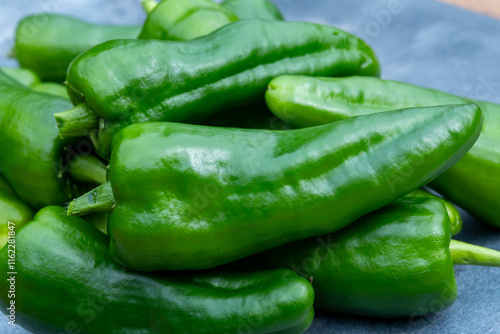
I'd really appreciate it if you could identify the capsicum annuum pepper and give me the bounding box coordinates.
[0,206,314,334]
[67,104,482,271]
[265,75,500,227]
[233,196,500,318]
[54,19,381,159]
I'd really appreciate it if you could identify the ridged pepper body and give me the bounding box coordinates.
[266,76,500,226]
[0,71,75,208]
[222,0,284,20]
[14,14,141,82]
[236,197,457,318]
[139,0,238,41]
[0,206,314,334]
[73,104,482,271]
[64,19,380,158]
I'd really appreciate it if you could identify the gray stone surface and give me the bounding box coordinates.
[1,0,499,333]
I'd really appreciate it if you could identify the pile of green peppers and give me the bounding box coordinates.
[0,0,499,333]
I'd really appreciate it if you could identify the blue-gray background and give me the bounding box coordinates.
[1,0,499,333]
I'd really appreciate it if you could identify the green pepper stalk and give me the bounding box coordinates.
[54,19,381,159]
[265,75,500,227]
[0,206,314,334]
[234,197,500,318]
[67,104,481,271]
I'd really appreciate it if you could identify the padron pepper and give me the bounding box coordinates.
[0,206,315,334]
[0,174,33,248]
[54,19,381,159]
[67,104,482,271]
[234,196,500,318]
[0,69,103,208]
[14,14,141,82]
[266,75,500,227]
[222,0,284,20]
[139,0,238,41]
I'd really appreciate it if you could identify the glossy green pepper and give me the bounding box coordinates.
[14,14,141,82]
[55,19,381,159]
[0,206,314,333]
[266,75,500,227]
[67,104,482,271]
[222,0,284,20]
[139,0,238,41]
[405,189,462,236]
[0,67,40,87]
[235,197,500,318]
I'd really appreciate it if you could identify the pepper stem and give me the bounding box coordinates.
[69,155,108,185]
[54,103,99,139]
[141,0,158,14]
[450,240,500,267]
[67,182,115,216]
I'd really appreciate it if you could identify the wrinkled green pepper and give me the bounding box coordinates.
[139,0,238,41]
[14,14,141,82]
[222,0,284,20]
[235,197,500,318]
[67,104,481,271]
[55,19,381,159]
[0,206,314,334]
[0,67,40,87]
[0,175,33,248]
[266,76,500,227]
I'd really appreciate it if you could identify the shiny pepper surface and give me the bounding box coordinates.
[266,75,500,227]
[57,19,381,159]
[68,104,482,271]
[0,206,315,334]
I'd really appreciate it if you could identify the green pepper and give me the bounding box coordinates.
[0,70,105,208]
[54,19,381,159]
[222,0,284,20]
[0,67,40,87]
[0,206,314,334]
[13,14,141,82]
[0,175,33,248]
[266,75,500,227]
[405,189,462,236]
[31,82,69,99]
[66,104,481,271]
[139,0,238,41]
[235,197,500,318]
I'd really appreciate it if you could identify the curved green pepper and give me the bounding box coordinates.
[14,14,141,82]
[235,197,500,318]
[405,189,462,236]
[139,0,238,41]
[222,0,284,20]
[0,67,40,87]
[67,104,482,271]
[0,206,314,333]
[55,19,381,159]
[266,75,500,227]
